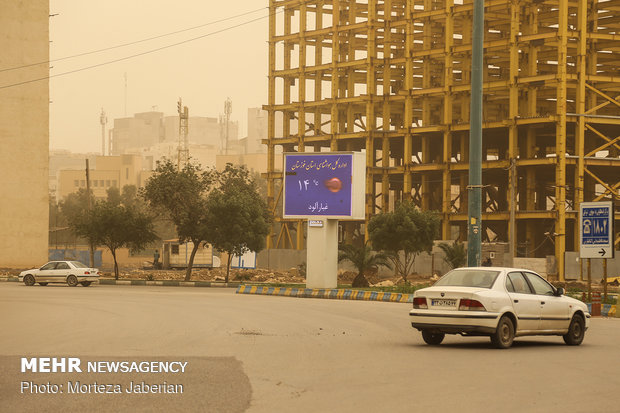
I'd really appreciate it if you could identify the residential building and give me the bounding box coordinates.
[111,111,164,155]
[49,150,98,200]
[111,111,238,156]
[56,154,152,200]
[0,0,49,267]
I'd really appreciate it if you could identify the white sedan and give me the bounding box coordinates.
[409,267,590,348]
[19,261,101,287]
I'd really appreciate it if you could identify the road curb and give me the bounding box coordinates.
[0,277,18,282]
[0,277,239,288]
[98,279,240,288]
[236,284,414,303]
[587,303,617,317]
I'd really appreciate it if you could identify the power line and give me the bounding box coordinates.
[0,7,266,74]
[0,11,275,91]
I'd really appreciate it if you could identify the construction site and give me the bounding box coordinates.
[264,0,620,280]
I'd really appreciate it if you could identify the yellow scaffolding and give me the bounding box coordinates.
[264,0,620,280]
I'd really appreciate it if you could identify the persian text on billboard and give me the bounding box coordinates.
[284,154,353,217]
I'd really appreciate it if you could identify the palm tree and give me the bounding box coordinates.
[338,242,392,287]
[437,241,467,269]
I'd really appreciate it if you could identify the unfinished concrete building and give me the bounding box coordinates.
[264,0,620,280]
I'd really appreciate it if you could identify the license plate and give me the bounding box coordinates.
[431,299,456,307]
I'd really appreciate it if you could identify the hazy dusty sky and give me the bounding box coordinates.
[49,0,269,153]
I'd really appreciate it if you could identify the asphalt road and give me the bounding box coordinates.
[2,283,619,412]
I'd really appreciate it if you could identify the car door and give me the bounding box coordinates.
[523,272,569,331]
[506,272,541,332]
[37,262,58,282]
[52,262,72,282]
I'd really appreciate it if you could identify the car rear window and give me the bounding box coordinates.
[434,269,499,288]
[70,261,88,268]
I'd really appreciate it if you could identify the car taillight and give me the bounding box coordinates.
[459,299,486,311]
[84,271,90,274]
[413,297,428,309]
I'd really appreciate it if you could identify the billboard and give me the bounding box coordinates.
[283,152,365,220]
[579,201,614,259]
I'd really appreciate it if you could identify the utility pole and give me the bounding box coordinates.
[124,72,128,116]
[99,108,107,156]
[467,0,484,267]
[177,98,189,170]
[603,258,608,302]
[224,97,232,155]
[85,159,94,267]
[509,158,516,266]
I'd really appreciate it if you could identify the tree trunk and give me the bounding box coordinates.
[351,272,369,288]
[185,242,201,282]
[111,249,119,280]
[225,253,233,283]
[390,255,406,283]
[89,241,95,268]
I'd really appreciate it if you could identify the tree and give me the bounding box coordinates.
[120,185,139,208]
[61,188,98,263]
[108,185,139,208]
[106,186,122,206]
[74,201,157,279]
[141,159,214,281]
[437,241,467,269]
[368,202,440,282]
[205,164,270,282]
[338,242,391,287]
[60,188,91,219]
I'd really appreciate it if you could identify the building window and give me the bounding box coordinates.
[112,180,117,187]
[126,168,129,179]
[106,180,110,187]
[74,180,79,187]
[171,244,179,255]
[100,180,104,187]
[93,180,98,187]
[80,180,85,187]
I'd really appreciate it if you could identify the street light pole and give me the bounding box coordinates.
[467,0,484,267]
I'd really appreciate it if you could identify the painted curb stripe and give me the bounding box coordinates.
[233,285,416,304]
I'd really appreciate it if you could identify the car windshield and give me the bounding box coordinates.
[434,269,499,288]
[70,261,88,268]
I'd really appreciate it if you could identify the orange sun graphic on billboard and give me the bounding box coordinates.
[324,177,342,193]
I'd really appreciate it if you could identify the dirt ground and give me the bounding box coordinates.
[0,266,430,287]
[104,266,432,287]
[1,266,615,291]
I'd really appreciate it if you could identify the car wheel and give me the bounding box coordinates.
[421,330,445,345]
[23,274,35,286]
[38,282,48,286]
[66,275,78,287]
[491,315,515,349]
[563,314,585,346]
[80,281,92,287]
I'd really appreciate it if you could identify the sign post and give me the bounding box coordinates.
[579,201,614,259]
[283,152,365,289]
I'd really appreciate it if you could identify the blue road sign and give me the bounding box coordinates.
[579,201,614,258]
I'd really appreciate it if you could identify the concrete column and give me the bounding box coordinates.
[306,219,339,289]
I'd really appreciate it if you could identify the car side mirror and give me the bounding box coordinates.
[554,287,564,297]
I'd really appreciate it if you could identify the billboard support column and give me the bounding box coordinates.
[306,219,339,289]
[282,152,366,289]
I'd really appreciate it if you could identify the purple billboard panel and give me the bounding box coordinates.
[283,153,353,217]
